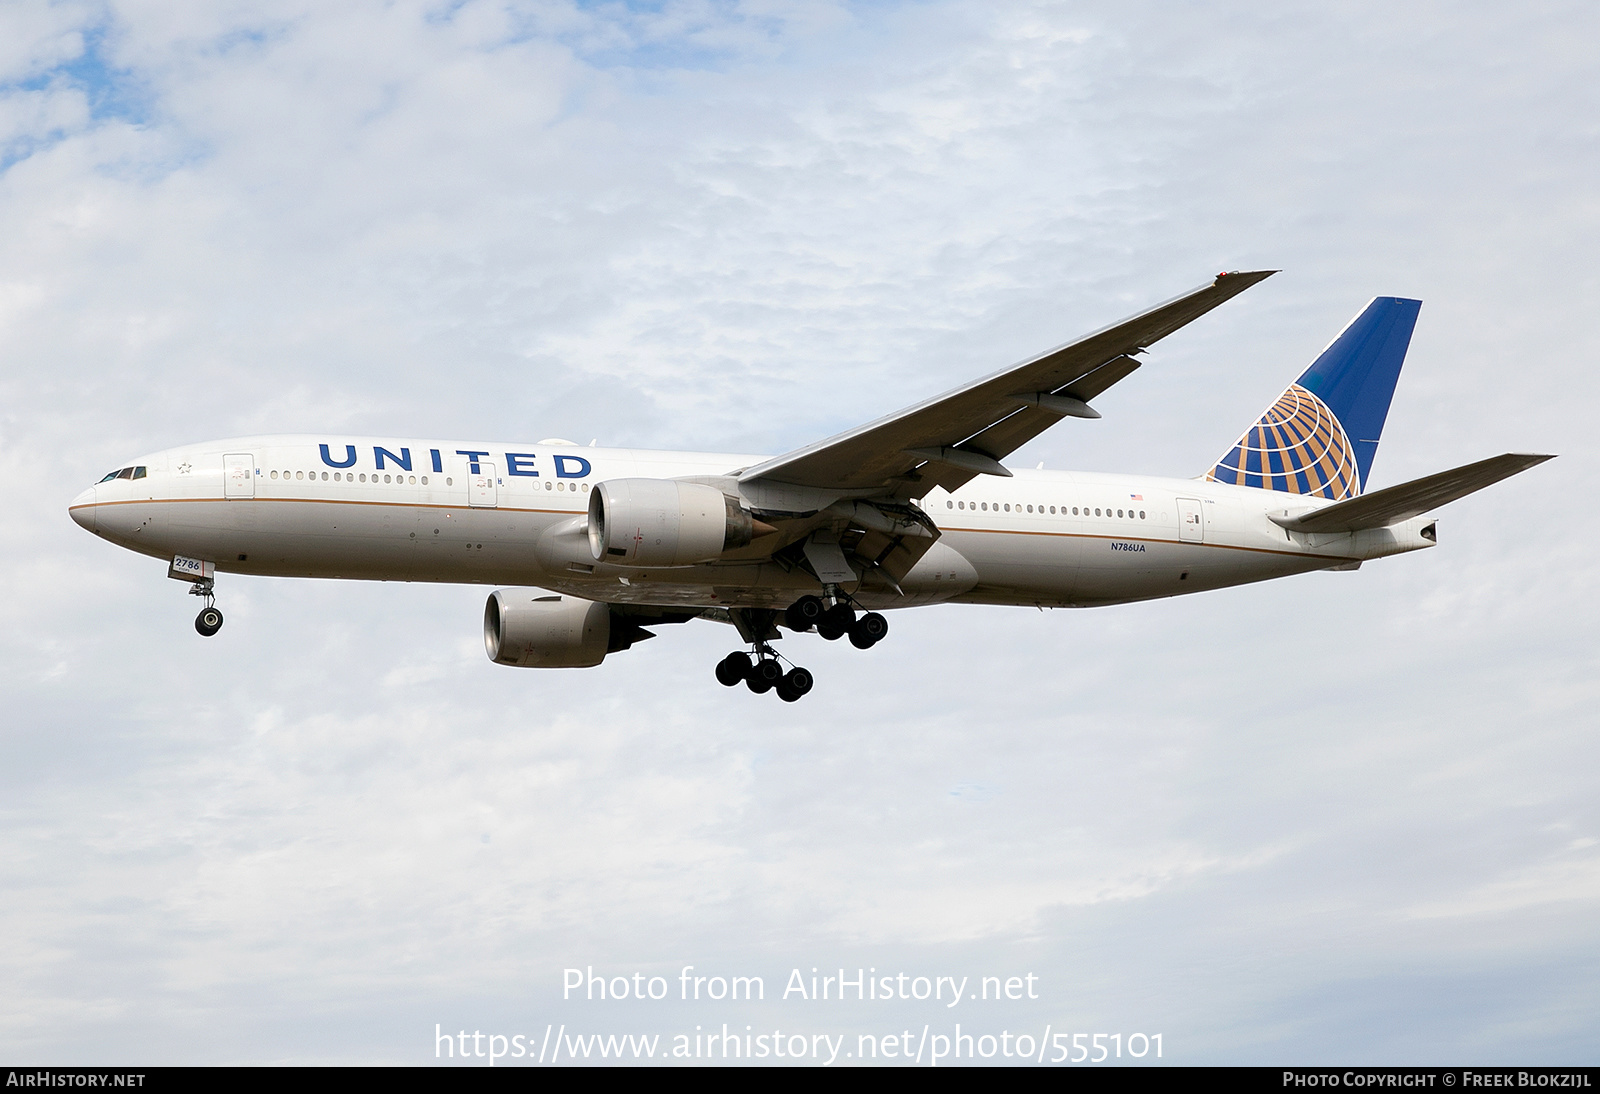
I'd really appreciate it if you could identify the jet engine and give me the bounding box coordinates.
[587,479,758,567]
[484,590,609,668]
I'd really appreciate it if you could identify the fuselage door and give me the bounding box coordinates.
[224,453,255,499]
[469,462,498,508]
[1177,497,1204,543]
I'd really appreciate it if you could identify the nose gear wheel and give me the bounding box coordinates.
[189,578,224,637]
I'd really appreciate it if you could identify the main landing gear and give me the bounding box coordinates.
[715,648,815,702]
[713,593,886,700]
[191,578,224,637]
[784,594,888,650]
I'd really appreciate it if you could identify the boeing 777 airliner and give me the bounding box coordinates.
[69,272,1551,701]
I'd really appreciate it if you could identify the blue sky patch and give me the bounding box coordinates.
[1,23,152,172]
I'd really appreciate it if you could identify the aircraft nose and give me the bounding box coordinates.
[69,486,97,533]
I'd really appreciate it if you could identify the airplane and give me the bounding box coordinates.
[68,271,1552,701]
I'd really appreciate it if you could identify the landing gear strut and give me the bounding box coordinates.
[715,646,814,702]
[715,589,885,699]
[190,579,224,637]
[785,592,888,649]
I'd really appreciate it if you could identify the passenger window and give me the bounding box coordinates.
[321,472,328,480]
[408,475,416,484]
[421,476,428,485]
[384,474,392,483]
[947,500,953,508]
[1118,509,1124,517]
[446,477,452,486]
[359,473,367,482]
[271,470,279,479]
[296,471,303,480]
[1139,510,1145,519]
[1095,508,1101,516]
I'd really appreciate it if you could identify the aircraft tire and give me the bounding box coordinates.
[195,607,224,637]
[747,659,783,694]
[782,667,813,698]
[785,595,825,632]
[849,612,888,649]
[716,652,751,686]
[823,603,856,631]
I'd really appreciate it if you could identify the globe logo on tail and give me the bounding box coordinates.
[1206,383,1361,500]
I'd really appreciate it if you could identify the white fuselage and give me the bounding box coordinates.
[69,434,1436,612]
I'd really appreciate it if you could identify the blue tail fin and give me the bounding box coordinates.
[1206,297,1421,498]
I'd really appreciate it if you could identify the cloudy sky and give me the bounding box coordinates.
[2,0,1596,1066]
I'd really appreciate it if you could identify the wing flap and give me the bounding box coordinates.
[1273,453,1554,533]
[1060,353,1142,403]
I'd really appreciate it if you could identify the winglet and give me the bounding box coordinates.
[1214,269,1279,286]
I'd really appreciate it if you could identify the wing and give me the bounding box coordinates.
[739,270,1276,494]
[1270,452,1555,534]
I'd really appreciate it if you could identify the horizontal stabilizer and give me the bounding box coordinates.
[1271,453,1554,533]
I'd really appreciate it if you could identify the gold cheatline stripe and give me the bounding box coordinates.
[939,525,1356,562]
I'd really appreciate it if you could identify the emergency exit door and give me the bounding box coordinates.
[469,463,498,508]
[1177,497,1205,543]
[223,453,255,498]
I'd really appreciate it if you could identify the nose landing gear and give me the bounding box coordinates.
[190,579,224,637]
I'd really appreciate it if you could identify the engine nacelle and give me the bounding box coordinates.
[587,479,756,567]
[484,590,609,668]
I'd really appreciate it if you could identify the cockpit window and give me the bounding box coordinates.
[99,470,121,483]
[116,467,134,480]
[132,466,147,479]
